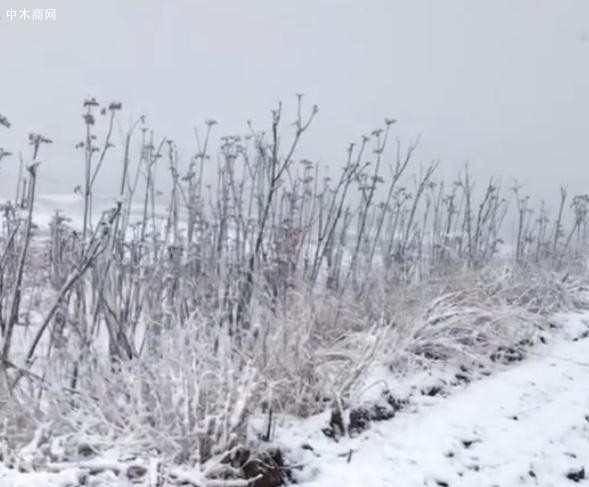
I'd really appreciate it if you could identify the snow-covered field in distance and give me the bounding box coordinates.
[33,193,168,228]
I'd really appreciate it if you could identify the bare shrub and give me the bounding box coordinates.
[382,268,577,372]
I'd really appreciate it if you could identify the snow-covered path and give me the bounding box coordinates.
[281,313,589,487]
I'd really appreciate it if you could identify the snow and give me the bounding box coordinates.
[0,466,85,487]
[2,312,589,486]
[271,311,589,486]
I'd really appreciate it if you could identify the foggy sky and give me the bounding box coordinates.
[1,0,588,208]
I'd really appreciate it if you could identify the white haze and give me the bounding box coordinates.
[0,0,588,209]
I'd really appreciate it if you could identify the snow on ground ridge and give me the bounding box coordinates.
[270,311,589,487]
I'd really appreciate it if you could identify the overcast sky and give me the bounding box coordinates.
[1,0,588,207]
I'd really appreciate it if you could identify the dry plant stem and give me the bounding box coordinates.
[1,138,45,365]
[367,136,416,269]
[0,223,20,276]
[22,205,121,369]
[81,103,95,240]
[15,153,24,205]
[346,128,390,287]
[237,98,317,323]
[552,186,567,263]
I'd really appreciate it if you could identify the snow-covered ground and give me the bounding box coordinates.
[272,311,589,487]
[2,312,588,487]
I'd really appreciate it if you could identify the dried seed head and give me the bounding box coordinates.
[0,114,11,128]
[83,113,95,126]
[83,97,99,108]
